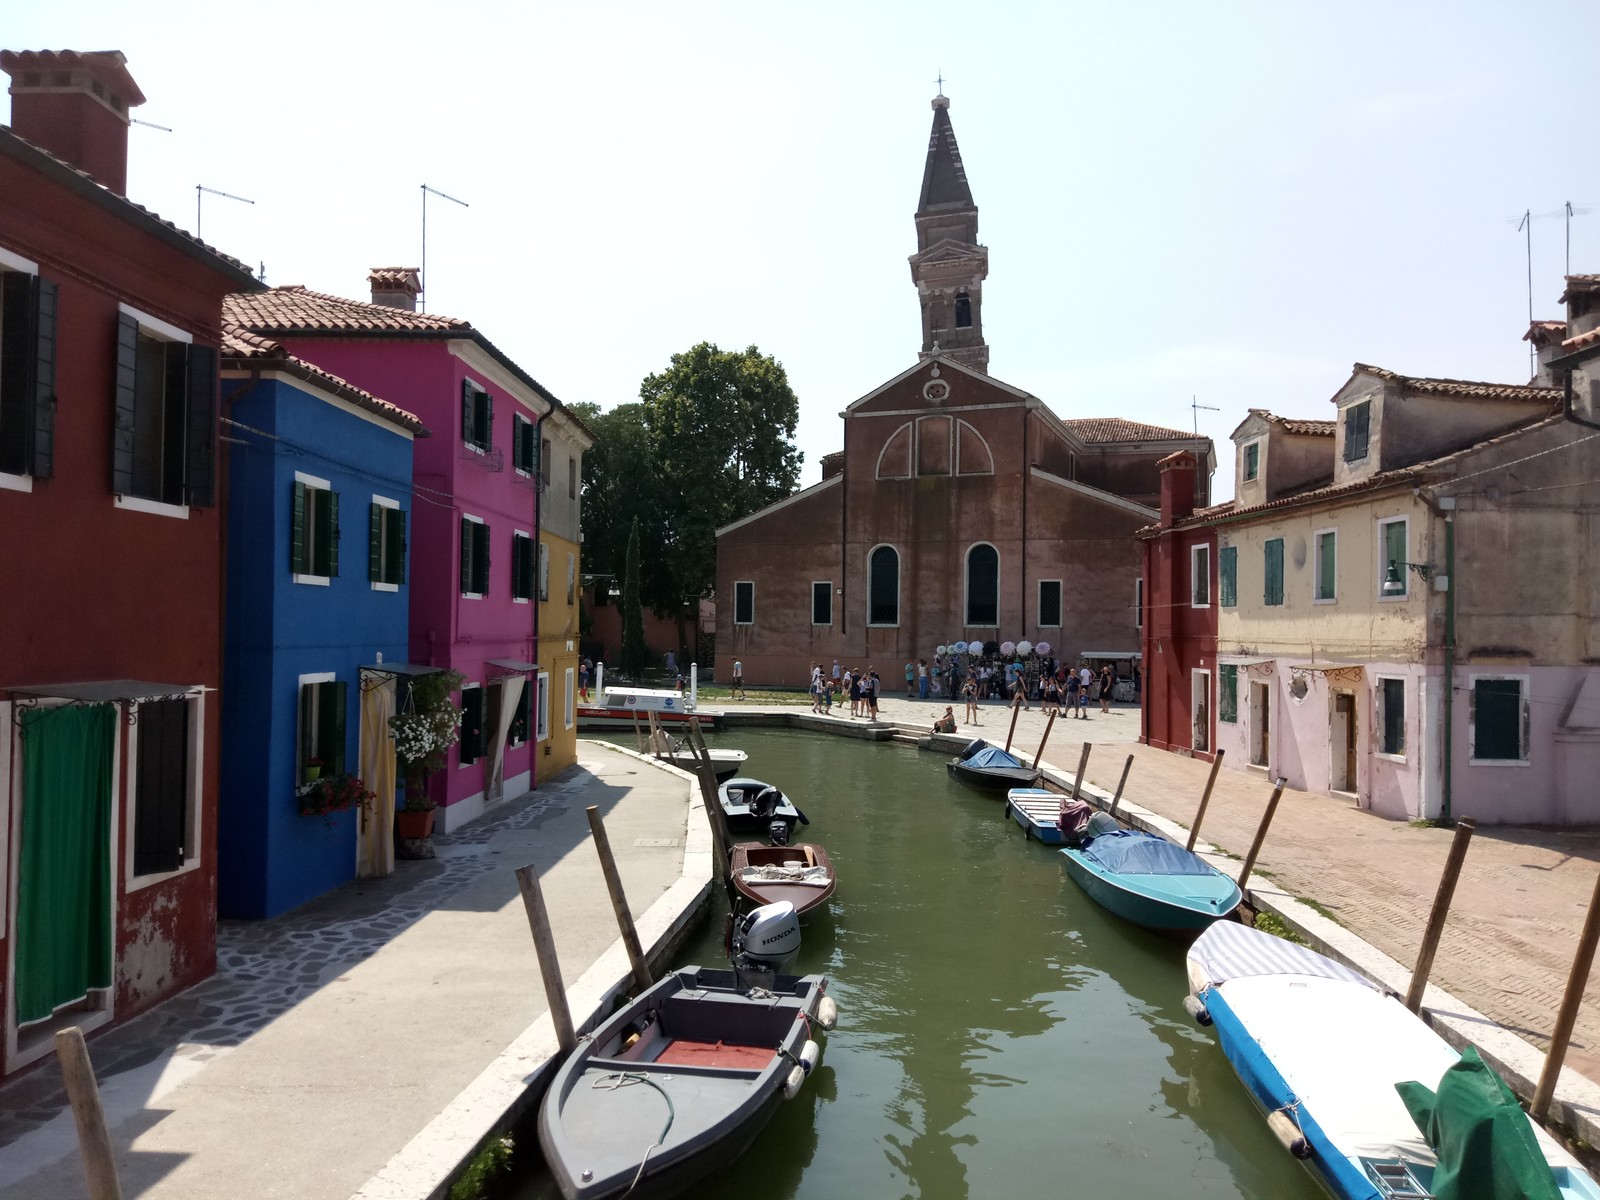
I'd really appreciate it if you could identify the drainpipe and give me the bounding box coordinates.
[1416,487,1456,823]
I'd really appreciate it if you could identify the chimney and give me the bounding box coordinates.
[1158,450,1198,528]
[368,267,422,311]
[1,50,145,195]
[819,450,845,481]
[1524,319,1569,387]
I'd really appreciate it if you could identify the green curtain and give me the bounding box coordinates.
[16,704,115,1024]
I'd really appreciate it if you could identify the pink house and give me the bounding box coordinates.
[227,271,561,830]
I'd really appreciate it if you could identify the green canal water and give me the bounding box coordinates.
[517,729,1325,1200]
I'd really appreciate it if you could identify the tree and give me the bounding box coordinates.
[620,517,647,677]
[570,401,676,614]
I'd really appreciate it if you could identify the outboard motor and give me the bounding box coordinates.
[958,738,988,762]
[729,901,800,992]
[749,786,791,846]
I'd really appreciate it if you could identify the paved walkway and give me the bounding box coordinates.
[0,745,702,1200]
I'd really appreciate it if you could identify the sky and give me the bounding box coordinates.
[11,1,1600,501]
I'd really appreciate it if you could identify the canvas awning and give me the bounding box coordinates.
[359,662,445,679]
[5,679,196,703]
[486,658,539,676]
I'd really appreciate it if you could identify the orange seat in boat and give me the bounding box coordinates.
[654,1040,775,1070]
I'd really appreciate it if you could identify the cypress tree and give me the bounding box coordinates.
[621,517,647,677]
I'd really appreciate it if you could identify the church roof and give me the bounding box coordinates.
[918,96,974,213]
[1065,417,1198,445]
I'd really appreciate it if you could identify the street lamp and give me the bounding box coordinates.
[1382,560,1435,596]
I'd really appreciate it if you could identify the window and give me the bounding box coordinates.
[1219,546,1237,607]
[369,497,405,589]
[1314,529,1337,602]
[1038,580,1062,628]
[868,546,899,626]
[512,413,538,475]
[292,474,339,582]
[133,696,191,877]
[1344,401,1370,463]
[812,581,833,626]
[1191,545,1211,607]
[1378,677,1405,756]
[460,515,489,597]
[536,672,550,742]
[564,667,576,729]
[568,456,577,499]
[1242,441,1260,482]
[511,531,535,601]
[966,543,999,626]
[541,437,552,485]
[734,580,755,625]
[459,684,484,764]
[1135,578,1144,628]
[297,677,347,787]
[1471,677,1528,763]
[462,379,492,451]
[0,258,56,483]
[113,308,216,508]
[1379,518,1408,599]
[1263,538,1284,606]
[509,681,531,746]
[954,292,972,328]
[1219,665,1238,723]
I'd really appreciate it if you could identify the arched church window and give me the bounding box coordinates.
[868,545,900,626]
[966,543,999,627]
[955,293,972,329]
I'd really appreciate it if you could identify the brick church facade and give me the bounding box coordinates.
[715,95,1214,685]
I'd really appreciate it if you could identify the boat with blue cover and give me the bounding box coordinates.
[1059,829,1240,931]
[946,739,1040,792]
[1185,920,1599,1200]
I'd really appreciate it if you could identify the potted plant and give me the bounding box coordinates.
[388,668,464,842]
[395,791,437,840]
[297,772,376,825]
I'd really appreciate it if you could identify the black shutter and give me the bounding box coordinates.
[326,490,340,578]
[162,342,189,505]
[31,277,56,479]
[112,312,140,495]
[460,516,473,593]
[390,507,407,585]
[134,698,188,875]
[477,522,491,594]
[0,272,36,475]
[369,502,382,582]
[291,481,308,573]
[298,682,315,783]
[460,686,484,763]
[482,392,493,449]
[317,680,347,776]
[184,343,217,506]
[462,379,475,444]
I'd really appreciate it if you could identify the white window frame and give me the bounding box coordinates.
[963,541,1000,628]
[1375,674,1407,761]
[1190,544,1211,608]
[536,672,551,742]
[124,687,206,891]
[1242,439,1261,483]
[0,247,40,494]
[564,667,576,730]
[292,471,335,586]
[1313,527,1338,605]
[734,580,756,626]
[1037,579,1063,628]
[866,545,900,628]
[1468,673,1531,767]
[811,580,833,627]
[371,494,401,593]
[111,303,195,520]
[1377,516,1410,602]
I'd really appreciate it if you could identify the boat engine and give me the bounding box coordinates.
[729,901,800,991]
[749,786,791,846]
[959,738,988,761]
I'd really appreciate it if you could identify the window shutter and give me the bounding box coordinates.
[162,342,189,506]
[298,682,315,784]
[462,379,475,443]
[460,686,484,763]
[482,392,493,447]
[316,681,342,776]
[326,490,340,578]
[476,522,491,594]
[184,343,217,506]
[31,277,56,479]
[387,507,407,586]
[460,517,473,593]
[332,680,348,774]
[112,312,140,495]
[369,502,382,582]
[291,482,308,574]
[134,698,188,875]
[0,272,34,475]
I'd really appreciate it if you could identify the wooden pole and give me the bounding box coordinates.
[631,708,645,753]
[1070,742,1091,800]
[55,1027,122,1200]
[1003,701,1022,754]
[1108,754,1134,818]
[1236,777,1287,897]
[516,864,577,1053]
[1404,818,1476,1014]
[586,806,654,994]
[1185,748,1225,852]
[1031,710,1058,769]
[1535,860,1600,1118]
[681,719,730,877]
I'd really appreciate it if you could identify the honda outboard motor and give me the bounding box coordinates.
[749,786,791,846]
[959,738,988,762]
[729,901,800,992]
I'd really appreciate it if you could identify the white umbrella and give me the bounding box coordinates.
[1017,640,1033,655]
[935,645,947,656]
[966,640,984,654]
[1000,641,1016,656]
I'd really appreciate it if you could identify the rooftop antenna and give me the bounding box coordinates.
[420,184,469,313]
[131,117,172,132]
[1517,209,1534,376]
[196,185,254,239]
[1191,395,1219,434]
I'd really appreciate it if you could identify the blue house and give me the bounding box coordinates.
[218,328,427,918]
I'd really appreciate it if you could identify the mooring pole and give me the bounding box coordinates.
[1185,749,1225,852]
[55,1027,122,1200]
[1070,742,1091,800]
[514,864,577,1054]
[682,718,730,876]
[1109,754,1134,818]
[586,806,653,994]
[1405,818,1476,1014]
[1235,777,1287,898]
[631,707,645,753]
[1003,701,1022,754]
[1533,860,1600,1119]
[1032,710,1057,769]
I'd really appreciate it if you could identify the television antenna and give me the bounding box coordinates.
[1191,395,1220,434]
[131,117,172,132]
[420,184,469,313]
[195,185,254,239]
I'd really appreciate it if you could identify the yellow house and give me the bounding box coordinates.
[536,404,596,777]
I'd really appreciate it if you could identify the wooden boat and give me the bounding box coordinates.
[945,740,1040,793]
[729,843,836,916]
[1059,829,1240,932]
[1185,920,1600,1200]
[719,777,806,840]
[1004,789,1121,845]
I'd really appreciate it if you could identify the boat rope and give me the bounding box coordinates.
[591,1072,676,1197]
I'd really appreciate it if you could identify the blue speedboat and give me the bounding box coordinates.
[1060,829,1240,932]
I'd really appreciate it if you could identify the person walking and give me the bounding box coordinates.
[1065,670,1081,718]
[578,657,591,701]
[731,658,745,701]
[905,660,916,697]
[918,659,930,700]
[1100,663,1115,714]
[832,658,842,689]
[1078,664,1093,719]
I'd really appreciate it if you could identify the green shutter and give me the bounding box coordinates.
[388,507,407,586]
[1219,665,1237,723]
[112,313,140,495]
[316,681,344,776]
[298,682,315,783]
[369,502,382,582]
[1220,546,1237,607]
[291,481,308,574]
[32,277,56,479]
[1318,533,1336,600]
[1264,539,1284,606]
[326,491,340,578]
[332,681,348,774]
[460,517,473,593]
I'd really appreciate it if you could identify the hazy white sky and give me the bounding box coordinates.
[11,1,1600,500]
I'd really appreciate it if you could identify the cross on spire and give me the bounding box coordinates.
[935,70,945,96]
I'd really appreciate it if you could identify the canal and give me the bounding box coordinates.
[518,728,1324,1199]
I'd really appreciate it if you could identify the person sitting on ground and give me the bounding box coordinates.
[932,706,958,734]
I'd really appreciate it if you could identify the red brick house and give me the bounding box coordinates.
[0,50,260,1075]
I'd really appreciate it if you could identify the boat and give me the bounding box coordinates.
[1059,828,1241,932]
[538,902,838,1200]
[1004,789,1120,846]
[577,691,725,733]
[945,739,1040,793]
[646,730,747,781]
[729,842,836,916]
[719,777,807,841]
[1184,920,1600,1200]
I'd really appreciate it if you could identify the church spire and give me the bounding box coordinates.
[910,95,989,373]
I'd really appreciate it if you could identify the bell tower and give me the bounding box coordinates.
[910,94,989,373]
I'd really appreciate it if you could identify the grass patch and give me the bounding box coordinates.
[449,1135,515,1200]
[1253,911,1306,944]
[696,685,810,706]
[1295,895,1340,924]
[1409,817,1447,829]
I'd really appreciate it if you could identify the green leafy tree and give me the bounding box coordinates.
[570,402,675,614]
[620,517,648,677]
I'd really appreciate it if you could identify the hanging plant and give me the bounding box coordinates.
[297,772,376,824]
[388,669,466,810]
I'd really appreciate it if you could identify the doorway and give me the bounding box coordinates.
[1250,682,1271,766]
[1331,691,1357,793]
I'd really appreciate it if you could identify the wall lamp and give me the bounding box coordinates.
[1382,560,1438,595]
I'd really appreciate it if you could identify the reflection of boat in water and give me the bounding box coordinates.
[946,740,1040,792]
[1060,829,1240,932]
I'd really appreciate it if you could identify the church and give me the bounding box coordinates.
[715,95,1214,686]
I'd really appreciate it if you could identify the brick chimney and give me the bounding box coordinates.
[1158,450,1198,528]
[368,267,422,311]
[1,50,145,195]
[1524,319,1569,387]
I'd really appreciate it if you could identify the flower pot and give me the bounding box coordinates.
[396,808,435,840]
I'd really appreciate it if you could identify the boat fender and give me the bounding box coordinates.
[959,739,987,761]
[1267,1109,1311,1159]
[1182,994,1212,1027]
[815,995,839,1031]
[799,1039,820,1075]
[783,1064,806,1100]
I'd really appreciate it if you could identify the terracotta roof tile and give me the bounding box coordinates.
[0,50,146,106]
[225,286,470,335]
[1525,319,1568,345]
[1564,325,1600,353]
[1066,417,1198,444]
[1352,363,1561,403]
[1560,275,1600,304]
[366,267,420,288]
[221,324,426,435]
